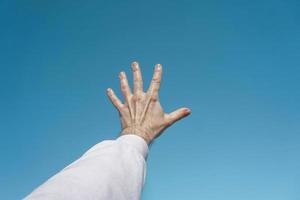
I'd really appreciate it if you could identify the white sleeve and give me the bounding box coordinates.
[24,135,149,200]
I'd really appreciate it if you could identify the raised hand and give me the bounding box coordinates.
[107,62,191,144]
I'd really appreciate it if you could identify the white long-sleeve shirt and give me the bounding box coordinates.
[24,134,149,200]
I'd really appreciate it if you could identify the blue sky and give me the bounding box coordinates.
[0,0,299,199]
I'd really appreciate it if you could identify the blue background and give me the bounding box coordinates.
[1,0,299,199]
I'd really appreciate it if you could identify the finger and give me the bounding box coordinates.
[166,107,191,125]
[106,88,123,110]
[148,64,162,99]
[119,71,132,102]
[131,61,143,94]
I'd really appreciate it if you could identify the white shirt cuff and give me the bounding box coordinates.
[117,134,149,159]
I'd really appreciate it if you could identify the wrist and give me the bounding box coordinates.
[121,126,152,145]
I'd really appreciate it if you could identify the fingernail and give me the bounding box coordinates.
[156,64,162,70]
[132,61,138,68]
[119,71,125,77]
[107,88,111,92]
[185,108,191,113]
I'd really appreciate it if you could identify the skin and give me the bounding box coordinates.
[107,61,191,145]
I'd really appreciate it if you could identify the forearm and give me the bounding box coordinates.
[24,135,148,200]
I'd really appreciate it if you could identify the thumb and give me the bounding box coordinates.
[166,107,191,126]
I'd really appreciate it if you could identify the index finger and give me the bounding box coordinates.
[148,64,162,98]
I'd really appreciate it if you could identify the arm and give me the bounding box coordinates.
[24,135,148,200]
[24,62,191,200]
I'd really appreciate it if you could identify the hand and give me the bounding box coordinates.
[107,62,191,145]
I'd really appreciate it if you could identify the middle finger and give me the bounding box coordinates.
[131,61,144,95]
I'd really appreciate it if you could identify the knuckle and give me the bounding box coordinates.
[134,78,142,83]
[164,115,173,126]
[136,92,145,101]
[151,95,158,102]
[152,78,160,83]
[165,119,172,126]
[133,95,141,102]
[121,85,127,91]
[132,65,139,71]
[119,104,125,110]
